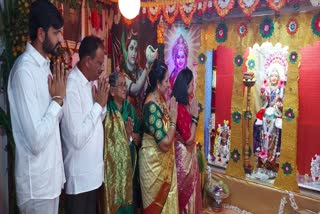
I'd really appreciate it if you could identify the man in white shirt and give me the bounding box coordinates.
[61,35,109,214]
[7,1,66,214]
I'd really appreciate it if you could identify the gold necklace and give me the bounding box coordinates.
[153,92,169,122]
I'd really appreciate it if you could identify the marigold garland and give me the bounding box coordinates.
[179,3,197,26]
[266,0,286,12]
[163,4,179,27]
[213,0,235,18]
[311,13,320,37]
[238,0,260,18]
[286,18,299,35]
[147,6,162,24]
[196,0,208,17]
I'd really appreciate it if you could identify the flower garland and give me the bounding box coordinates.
[147,6,162,24]
[163,4,179,27]
[215,22,228,43]
[196,0,208,17]
[237,22,248,38]
[281,162,293,175]
[311,13,320,37]
[238,0,260,18]
[289,52,298,64]
[213,0,235,18]
[179,3,197,26]
[266,0,286,13]
[286,18,299,35]
[259,17,274,38]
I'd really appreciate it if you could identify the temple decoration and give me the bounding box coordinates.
[147,6,162,24]
[266,0,286,13]
[310,154,320,182]
[286,18,299,35]
[118,0,140,20]
[259,17,274,38]
[238,0,260,18]
[213,0,235,18]
[234,55,244,67]
[289,51,298,63]
[213,120,231,168]
[232,111,241,123]
[310,0,320,6]
[311,13,320,37]
[237,22,248,38]
[179,2,197,26]
[215,22,228,43]
[196,0,208,17]
[163,4,179,27]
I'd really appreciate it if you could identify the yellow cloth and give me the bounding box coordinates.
[139,133,179,214]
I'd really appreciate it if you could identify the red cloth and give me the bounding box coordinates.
[297,41,320,175]
[176,104,191,141]
[214,46,235,129]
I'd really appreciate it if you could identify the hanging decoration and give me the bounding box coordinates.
[289,51,298,64]
[286,18,299,35]
[232,111,241,123]
[230,149,241,163]
[285,108,295,121]
[147,6,162,25]
[179,2,197,26]
[281,162,293,175]
[215,22,228,43]
[238,0,260,18]
[266,0,286,13]
[310,0,320,6]
[118,0,141,20]
[163,4,179,27]
[213,0,235,18]
[198,53,207,64]
[141,7,147,20]
[234,55,244,67]
[237,22,248,38]
[196,0,208,17]
[311,13,320,37]
[259,17,274,38]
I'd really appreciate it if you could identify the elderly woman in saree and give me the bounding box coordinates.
[139,59,179,213]
[104,72,141,213]
[171,68,202,213]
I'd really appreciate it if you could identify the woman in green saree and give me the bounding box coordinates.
[104,72,141,213]
[140,59,179,213]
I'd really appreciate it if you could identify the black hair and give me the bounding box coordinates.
[109,71,119,87]
[171,68,193,105]
[79,35,104,60]
[145,59,168,96]
[29,0,64,41]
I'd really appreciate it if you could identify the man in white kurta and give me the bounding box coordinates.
[61,35,109,214]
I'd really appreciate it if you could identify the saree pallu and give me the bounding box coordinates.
[175,140,202,214]
[139,133,179,214]
[104,108,134,214]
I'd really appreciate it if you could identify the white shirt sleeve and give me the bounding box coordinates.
[63,83,103,150]
[12,68,62,156]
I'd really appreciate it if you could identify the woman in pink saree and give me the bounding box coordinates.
[171,68,202,213]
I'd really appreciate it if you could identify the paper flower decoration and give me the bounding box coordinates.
[215,22,228,43]
[237,22,248,38]
[285,108,295,121]
[289,51,298,64]
[286,18,299,35]
[311,13,320,37]
[231,149,240,163]
[234,55,244,67]
[259,17,274,38]
[281,162,293,175]
[232,111,241,123]
[198,53,207,64]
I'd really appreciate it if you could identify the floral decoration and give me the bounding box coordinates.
[198,53,207,64]
[281,162,293,175]
[231,149,241,163]
[286,18,299,35]
[246,59,256,70]
[163,4,179,27]
[215,22,228,43]
[237,22,248,38]
[289,51,298,64]
[266,0,286,12]
[285,108,295,121]
[244,111,252,119]
[234,55,244,67]
[259,17,274,38]
[232,111,241,123]
[311,13,320,37]
[179,3,197,26]
[238,0,260,18]
[147,6,162,24]
[213,0,235,18]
